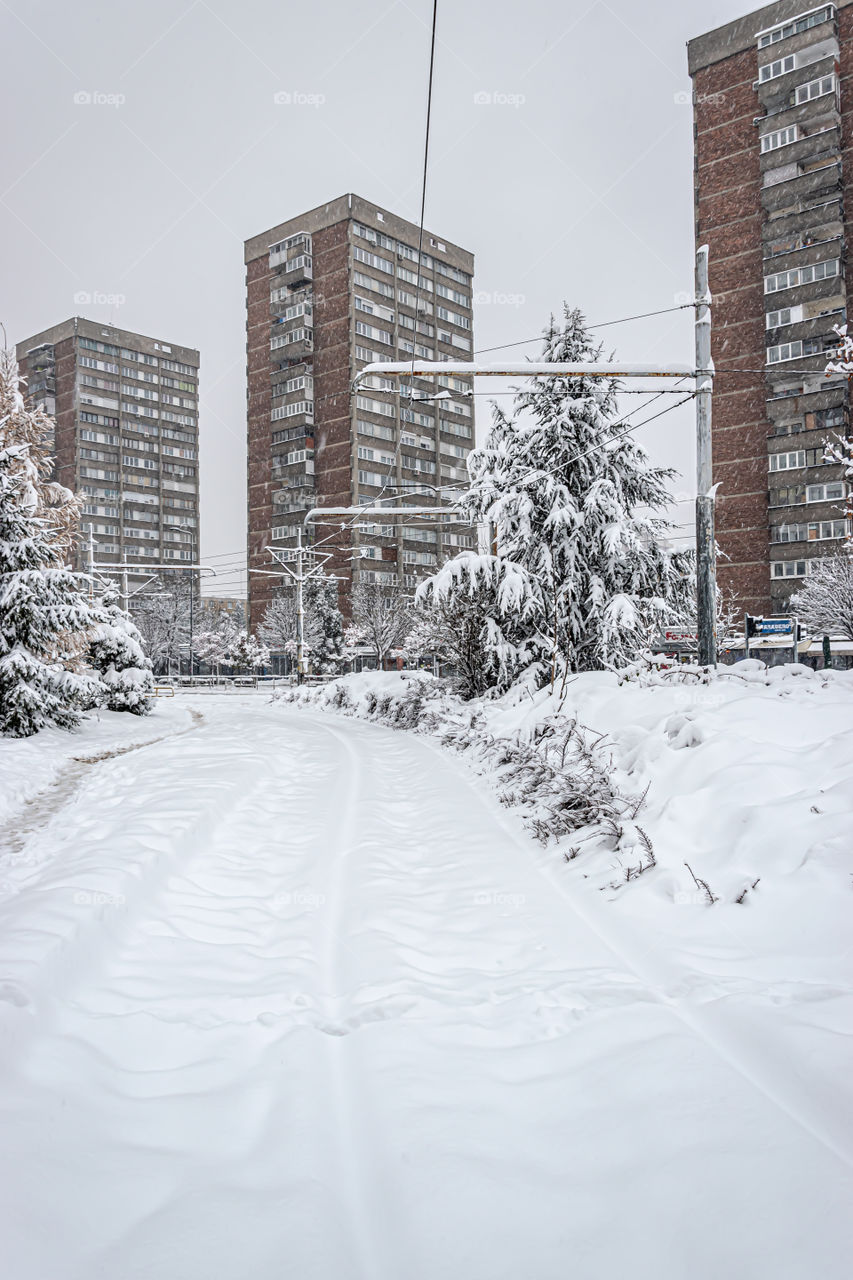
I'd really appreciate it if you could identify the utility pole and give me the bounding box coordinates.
[296,528,305,684]
[189,573,195,679]
[86,525,95,601]
[695,245,717,667]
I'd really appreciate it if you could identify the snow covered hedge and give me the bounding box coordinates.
[279,673,656,884]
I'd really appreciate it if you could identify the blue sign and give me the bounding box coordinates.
[753,617,794,636]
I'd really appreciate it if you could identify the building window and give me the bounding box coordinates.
[764,259,839,293]
[355,321,393,345]
[759,54,796,81]
[356,395,395,418]
[771,560,807,578]
[767,340,803,363]
[760,125,798,153]
[769,448,830,470]
[766,306,803,329]
[354,271,394,299]
[806,481,845,502]
[795,72,836,103]
[353,246,394,275]
[757,7,835,49]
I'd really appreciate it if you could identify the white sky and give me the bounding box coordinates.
[1,0,753,600]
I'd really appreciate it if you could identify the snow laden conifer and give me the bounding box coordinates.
[303,571,345,674]
[89,587,154,714]
[0,350,100,736]
[425,307,692,687]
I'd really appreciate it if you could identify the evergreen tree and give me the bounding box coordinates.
[0,352,99,737]
[89,588,154,714]
[303,572,345,673]
[0,444,99,736]
[457,306,691,678]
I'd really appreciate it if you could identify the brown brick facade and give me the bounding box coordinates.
[691,3,853,617]
[694,45,772,615]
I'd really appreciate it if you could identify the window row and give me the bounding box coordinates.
[771,518,847,542]
[757,7,834,50]
[766,336,831,363]
[768,447,830,469]
[769,480,845,505]
[352,222,470,285]
[764,258,839,293]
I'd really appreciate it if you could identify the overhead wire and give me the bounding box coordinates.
[375,0,439,508]
[473,302,699,356]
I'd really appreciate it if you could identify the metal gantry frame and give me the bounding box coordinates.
[249,530,343,683]
[329,247,717,666]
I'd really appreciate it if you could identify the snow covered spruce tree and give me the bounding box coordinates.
[303,571,345,674]
[0,351,100,736]
[88,587,154,713]
[421,307,692,688]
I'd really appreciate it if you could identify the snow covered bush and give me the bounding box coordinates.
[88,588,154,714]
[414,552,541,697]
[228,629,270,672]
[348,580,411,667]
[790,554,853,640]
[259,591,298,659]
[132,573,195,674]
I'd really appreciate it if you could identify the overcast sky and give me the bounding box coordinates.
[2,0,751,599]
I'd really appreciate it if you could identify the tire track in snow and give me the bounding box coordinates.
[311,714,409,1280]
[410,728,853,1172]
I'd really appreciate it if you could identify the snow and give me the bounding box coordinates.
[0,681,851,1278]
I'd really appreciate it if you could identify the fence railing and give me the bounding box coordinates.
[160,673,338,693]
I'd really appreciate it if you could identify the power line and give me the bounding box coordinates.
[490,390,696,495]
[473,303,697,356]
[378,0,439,505]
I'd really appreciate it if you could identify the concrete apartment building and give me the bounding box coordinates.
[689,1,852,616]
[16,317,200,582]
[244,194,476,629]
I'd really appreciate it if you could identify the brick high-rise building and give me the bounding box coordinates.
[16,317,200,583]
[689,1,851,616]
[244,194,476,630]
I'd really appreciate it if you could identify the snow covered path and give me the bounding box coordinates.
[0,697,851,1279]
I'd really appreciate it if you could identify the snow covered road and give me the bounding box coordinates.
[0,696,851,1279]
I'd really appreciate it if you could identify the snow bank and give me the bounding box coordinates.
[281,663,853,915]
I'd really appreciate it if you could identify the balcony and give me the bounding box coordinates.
[270,329,313,358]
[269,233,311,269]
[274,254,313,288]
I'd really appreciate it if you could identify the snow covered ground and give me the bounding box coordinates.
[0,681,851,1279]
